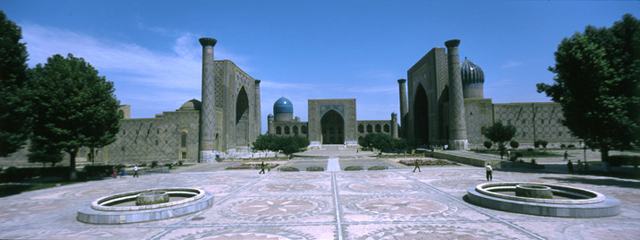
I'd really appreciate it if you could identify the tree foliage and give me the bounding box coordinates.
[484,121,517,146]
[359,132,396,152]
[252,134,310,157]
[484,121,516,159]
[0,11,30,157]
[537,14,640,165]
[29,54,121,178]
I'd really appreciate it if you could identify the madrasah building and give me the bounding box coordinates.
[1,38,581,165]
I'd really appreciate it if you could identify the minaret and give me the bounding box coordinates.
[397,79,408,138]
[198,37,217,162]
[267,114,274,134]
[391,112,399,139]
[444,39,469,150]
[254,79,262,137]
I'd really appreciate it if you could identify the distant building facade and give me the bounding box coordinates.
[267,97,398,148]
[401,40,580,149]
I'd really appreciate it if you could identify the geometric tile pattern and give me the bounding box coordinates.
[2,164,639,239]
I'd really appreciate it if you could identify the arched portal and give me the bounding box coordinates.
[414,84,429,145]
[235,87,250,146]
[321,110,344,144]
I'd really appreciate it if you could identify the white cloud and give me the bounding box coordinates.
[500,60,522,69]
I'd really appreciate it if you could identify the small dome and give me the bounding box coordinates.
[273,96,293,114]
[268,113,274,118]
[460,57,484,84]
[179,99,202,111]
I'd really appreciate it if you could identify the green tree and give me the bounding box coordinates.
[0,11,30,157]
[252,134,279,156]
[27,140,63,167]
[359,133,395,152]
[484,121,516,159]
[278,135,310,157]
[29,53,121,179]
[537,14,640,170]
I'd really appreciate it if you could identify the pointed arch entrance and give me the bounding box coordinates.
[235,87,249,147]
[414,84,429,145]
[321,110,344,144]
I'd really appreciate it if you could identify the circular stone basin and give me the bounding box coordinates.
[77,187,214,224]
[515,184,553,199]
[136,191,169,206]
[466,182,620,218]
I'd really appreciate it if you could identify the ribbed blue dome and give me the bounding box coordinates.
[460,57,484,84]
[273,96,293,114]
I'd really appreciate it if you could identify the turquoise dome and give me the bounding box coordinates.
[273,97,293,114]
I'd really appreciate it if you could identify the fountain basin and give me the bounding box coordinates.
[466,182,620,218]
[77,188,213,224]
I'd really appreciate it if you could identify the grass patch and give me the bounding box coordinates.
[474,149,562,158]
[398,159,458,166]
[226,163,279,170]
[367,166,388,171]
[278,166,300,172]
[306,166,324,171]
[344,166,364,171]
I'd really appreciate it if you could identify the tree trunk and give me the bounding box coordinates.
[68,148,78,180]
[601,146,610,172]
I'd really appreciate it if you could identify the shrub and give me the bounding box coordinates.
[540,140,549,149]
[484,141,493,150]
[151,161,158,168]
[515,152,524,157]
[1,167,23,182]
[568,144,576,149]
[608,155,640,167]
[527,148,534,152]
[344,166,364,171]
[279,166,300,172]
[560,144,567,149]
[306,166,324,171]
[368,166,388,171]
[510,140,519,149]
[509,155,518,162]
[178,160,183,166]
[531,159,537,165]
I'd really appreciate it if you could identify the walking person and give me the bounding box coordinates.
[567,160,574,174]
[564,151,568,161]
[413,160,421,172]
[121,168,126,179]
[485,163,493,181]
[133,165,139,177]
[259,161,265,174]
[112,167,117,179]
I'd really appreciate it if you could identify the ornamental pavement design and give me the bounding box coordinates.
[0,162,639,240]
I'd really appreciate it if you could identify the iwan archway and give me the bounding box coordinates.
[321,110,344,144]
[413,84,429,145]
[235,86,250,147]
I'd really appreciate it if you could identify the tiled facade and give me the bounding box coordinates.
[403,40,580,149]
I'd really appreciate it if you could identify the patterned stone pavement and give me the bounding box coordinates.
[0,162,639,240]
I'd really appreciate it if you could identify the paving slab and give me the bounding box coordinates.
[0,158,638,240]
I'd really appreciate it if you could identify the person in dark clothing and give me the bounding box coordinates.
[567,160,574,174]
[413,160,421,172]
[259,161,266,174]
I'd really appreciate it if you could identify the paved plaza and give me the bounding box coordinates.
[1,157,639,239]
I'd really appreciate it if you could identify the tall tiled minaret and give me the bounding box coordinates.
[199,37,218,162]
[254,79,262,136]
[445,39,469,150]
[397,79,408,138]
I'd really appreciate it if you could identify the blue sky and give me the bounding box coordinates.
[2,1,638,133]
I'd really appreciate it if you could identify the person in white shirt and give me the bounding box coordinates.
[133,165,139,177]
[485,163,493,181]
